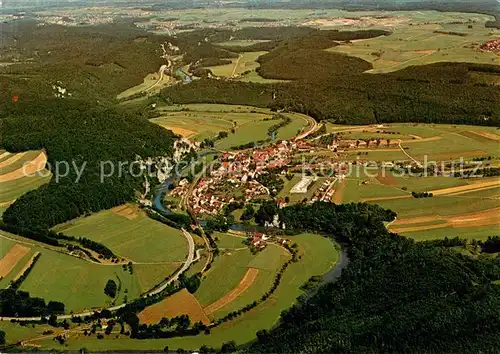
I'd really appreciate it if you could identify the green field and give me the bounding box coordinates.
[207,51,267,77]
[195,248,256,307]
[117,71,172,100]
[134,263,182,293]
[27,233,339,351]
[214,232,246,249]
[373,195,500,219]
[327,16,499,73]
[342,178,409,202]
[0,150,52,203]
[52,206,188,263]
[20,246,142,312]
[402,225,499,241]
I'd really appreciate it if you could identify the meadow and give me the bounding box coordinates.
[327,15,500,73]
[0,150,51,205]
[52,205,188,263]
[151,104,309,148]
[25,233,339,351]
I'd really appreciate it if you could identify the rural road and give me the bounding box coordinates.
[398,139,423,167]
[0,227,196,321]
[295,114,319,141]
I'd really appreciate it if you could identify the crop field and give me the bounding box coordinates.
[0,150,51,205]
[151,104,310,148]
[19,245,141,312]
[134,263,183,293]
[327,123,500,164]
[195,233,290,319]
[327,14,500,73]
[195,248,256,307]
[207,51,267,77]
[117,71,172,100]
[27,233,339,351]
[139,289,210,325]
[52,204,188,263]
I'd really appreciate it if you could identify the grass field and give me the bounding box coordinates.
[27,233,339,351]
[52,205,188,263]
[0,150,51,204]
[19,246,142,312]
[195,248,256,307]
[117,71,172,100]
[327,17,500,73]
[151,104,310,148]
[206,51,267,77]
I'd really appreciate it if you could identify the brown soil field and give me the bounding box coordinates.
[138,289,210,325]
[203,267,260,315]
[0,152,26,170]
[431,180,500,196]
[462,130,500,142]
[0,244,31,278]
[376,173,398,186]
[156,123,196,138]
[332,179,345,204]
[12,252,40,282]
[0,152,47,183]
[112,204,139,220]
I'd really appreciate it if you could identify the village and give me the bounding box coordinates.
[166,128,432,218]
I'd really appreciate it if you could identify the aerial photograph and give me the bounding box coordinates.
[0,0,499,352]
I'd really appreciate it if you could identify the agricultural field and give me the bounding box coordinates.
[52,204,188,263]
[206,51,267,77]
[151,104,309,148]
[0,233,142,312]
[327,123,500,163]
[326,13,500,73]
[0,150,51,206]
[21,233,338,351]
[0,232,186,312]
[116,71,172,100]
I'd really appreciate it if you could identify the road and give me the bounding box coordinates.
[398,139,423,167]
[0,227,196,322]
[295,113,319,140]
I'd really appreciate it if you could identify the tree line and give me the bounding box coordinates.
[246,201,500,353]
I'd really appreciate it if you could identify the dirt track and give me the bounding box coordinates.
[0,244,31,278]
[204,267,260,315]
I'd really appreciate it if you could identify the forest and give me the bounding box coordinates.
[0,99,175,236]
[247,202,500,353]
[162,61,500,126]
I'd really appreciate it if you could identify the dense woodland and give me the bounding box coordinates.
[162,62,500,126]
[246,202,500,353]
[0,20,166,101]
[0,99,175,234]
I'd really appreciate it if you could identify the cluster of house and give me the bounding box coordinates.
[311,179,337,203]
[481,39,500,53]
[188,141,299,215]
[248,232,291,250]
